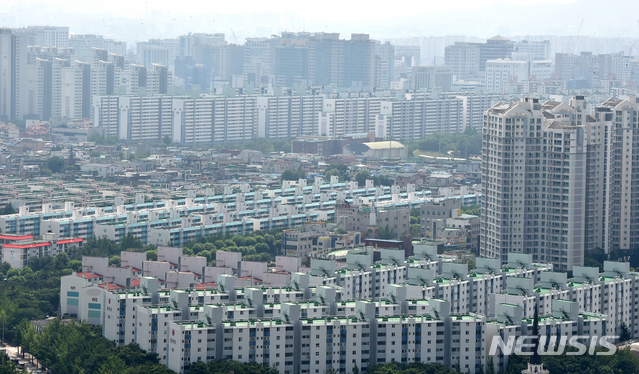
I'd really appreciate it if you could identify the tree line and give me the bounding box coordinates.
[181,229,284,265]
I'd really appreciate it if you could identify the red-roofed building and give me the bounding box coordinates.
[0,234,34,244]
[1,235,83,269]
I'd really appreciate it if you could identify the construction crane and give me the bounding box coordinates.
[230,28,239,45]
[572,19,584,54]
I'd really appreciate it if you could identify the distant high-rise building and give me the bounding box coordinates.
[275,39,308,87]
[0,28,29,121]
[244,37,277,88]
[26,26,69,49]
[444,42,481,81]
[394,45,421,67]
[218,44,244,83]
[144,38,179,69]
[375,41,394,89]
[60,61,90,119]
[69,34,106,62]
[444,36,514,81]
[343,34,376,89]
[479,36,514,71]
[410,66,452,91]
[147,64,169,95]
[179,33,225,58]
[307,32,341,87]
[137,43,170,70]
[514,40,551,61]
[485,59,529,93]
[555,52,598,88]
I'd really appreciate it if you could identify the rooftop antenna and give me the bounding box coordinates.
[571,19,584,54]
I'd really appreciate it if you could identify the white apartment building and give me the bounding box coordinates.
[485,59,529,93]
[165,299,487,374]
[457,94,500,131]
[530,60,553,81]
[481,97,613,270]
[58,247,635,374]
[0,234,83,269]
[93,92,502,143]
[600,97,639,251]
[318,97,381,137]
[26,26,70,49]
[444,43,481,81]
[256,96,323,139]
[60,65,84,119]
[514,40,551,61]
[376,95,464,139]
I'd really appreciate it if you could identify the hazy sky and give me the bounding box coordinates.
[13,0,579,21]
[4,0,637,44]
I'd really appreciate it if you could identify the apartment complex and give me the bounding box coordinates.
[94,92,497,144]
[480,95,639,270]
[0,181,430,248]
[59,246,639,374]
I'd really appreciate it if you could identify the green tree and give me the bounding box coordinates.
[485,357,495,374]
[54,252,70,270]
[281,168,306,181]
[162,135,172,145]
[378,224,396,240]
[255,243,269,253]
[410,223,421,238]
[0,354,19,373]
[6,268,19,278]
[120,233,143,251]
[69,260,82,272]
[0,203,15,215]
[619,322,632,342]
[19,267,33,277]
[355,170,372,186]
[95,355,127,374]
[109,255,121,267]
[47,156,65,173]
[146,250,158,261]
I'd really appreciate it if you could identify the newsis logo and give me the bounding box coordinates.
[488,335,618,356]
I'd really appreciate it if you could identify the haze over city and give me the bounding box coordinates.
[3,1,639,374]
[2,0,639,45]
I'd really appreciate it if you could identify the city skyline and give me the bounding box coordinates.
[2,0,639,45]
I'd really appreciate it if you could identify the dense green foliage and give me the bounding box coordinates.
[281,168,307,181]
[0,203,14,216]
[414,126,482,157]
[461,204,481,217]
[323,163,351,182]
[227,138,292,154]
[89,134,119,145]
[378,224,397,239]
[0,354,27,374]
[502,348,639,374]
[16,319,175,374]
[66,234,156,263]
[367,361,462,374]
[354,170,394,187]
[584,246,626,272]
[187,360,278,374]
[0,254,71,343]
[47,156,65,173]
[182,230,283,263]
